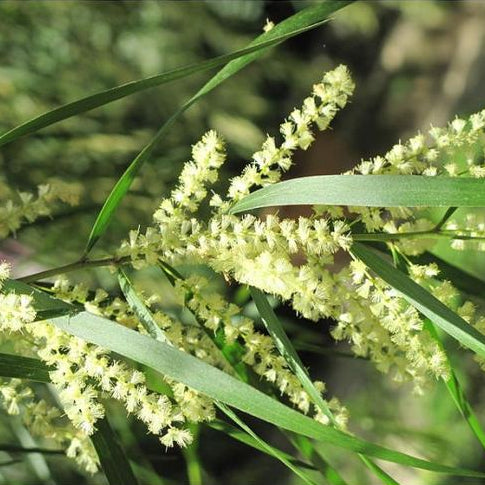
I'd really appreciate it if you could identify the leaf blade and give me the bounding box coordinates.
[8,280,482,476]
[230,175,485,214]
[425,322,485,450]
[250,287,335,423]
[250,287,400,485]
[411,251,485,297]
[120,269,318,483]
[118,269,168,343]
[91,417,140,485]
[0,353,51,383]
[45,310,481,475]
[83,1,353,254]
[351,243,485,359]
[208,420,315,470]
[0,24,324,148]
[217,403,318,485]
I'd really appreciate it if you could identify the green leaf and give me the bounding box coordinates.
[218,403,318,485]
[0,352,138,484]
[119,267,315,483]
[9,280,484,476]
[181,424,202,485]
[433,207,458,231]
[388,249,485,452]
[208,420,315,470]
[90,417,140,485]
[43,311,480,475]
[358,456,399,485]
[0,353,51,383]
[289,434,349,485]
[250,288,399,485]
[364,242,485,300]
[351,243,485,359]
[293,341,362,360]
[0,444,62,455]
[83,1,353,255]
[425,322,485,450]
[410,251,485,298]
[154,267,320,482]
[250,287,335,423]
[2,279,75,320]
[0,25,325,149]
[229,176,485,214]
[118,269,169,343]
[8,270,332,483]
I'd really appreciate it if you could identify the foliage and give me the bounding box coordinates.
[1,2,485,484]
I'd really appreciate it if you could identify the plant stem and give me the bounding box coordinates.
[353,230,485,243]
[293,341,367,360]
[16,226,485,284]
[182,425,202,485]
[17,256,129,283]
[433,207,458,232]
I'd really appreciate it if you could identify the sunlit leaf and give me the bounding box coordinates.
[351,243,485,358]
[230,176,485,213]
[84,1,353,254]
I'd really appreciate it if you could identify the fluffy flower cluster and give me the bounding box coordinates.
[0,378,99,472]
[0,179,82,238]
[2,64,484,477]
[116,67,357,426]
[175,275,348,426]
[349,110,485,254]
[0,265,98,472]
[117,65,484,392]
[219,65,355,206]
[33,321,210,447]
[46,279,216,445]
[331,260,451,394]
[120,66,356,299]
[0,267,216,473]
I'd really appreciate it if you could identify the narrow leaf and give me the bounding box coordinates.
[91,417,140,485]
[433,207,458,231]
[358,455,399,485]
[208,420,315,470]
[384,247,485,451]
[425,322,485,450]
[181,424,202,485]
[250,287,334,423]
[84,1,352,254]
[45,311,481,475]
[3,279,75,320]
[289,434,349,485]
[230,176,485,214]
[0,351,314,473]
[0,444,62,455]
[9,280,483,476]
[218,403,318,485]
[0,25,325,148]
[410,251,485,297]
[118,270,168,343]
[293,341,362,360]
[251,287,399,485]
[0,353,50,383]
[118,270,305,483]
[351,243,485,359]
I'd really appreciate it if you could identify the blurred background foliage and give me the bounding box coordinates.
[1,1,485,484]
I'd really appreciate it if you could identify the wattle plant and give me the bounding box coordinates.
[1,2,485,484]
